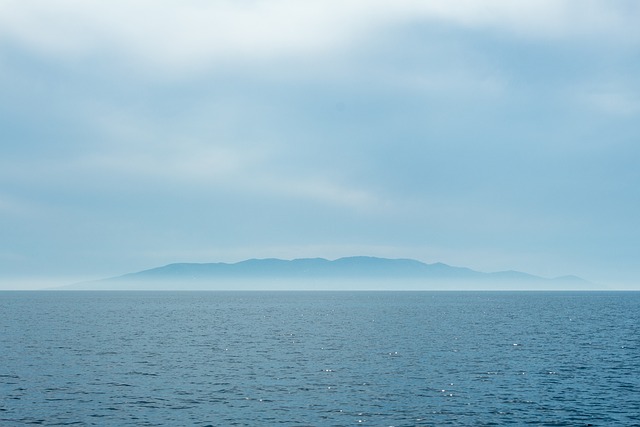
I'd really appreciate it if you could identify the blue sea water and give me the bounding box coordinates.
[1,291,639,426]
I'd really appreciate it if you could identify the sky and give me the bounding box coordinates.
[1,0,639,289]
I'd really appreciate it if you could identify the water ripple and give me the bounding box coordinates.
[1,291,639,426]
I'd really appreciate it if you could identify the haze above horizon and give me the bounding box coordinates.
[1,1,639,290]
[59,256,598,291]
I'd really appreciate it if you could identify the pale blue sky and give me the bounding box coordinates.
[1,1,639,289]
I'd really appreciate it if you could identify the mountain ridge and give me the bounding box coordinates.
[59,256,597,290]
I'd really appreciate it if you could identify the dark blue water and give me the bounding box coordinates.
[1,291,639,426]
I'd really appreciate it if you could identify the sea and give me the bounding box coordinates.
[1,291,639,426]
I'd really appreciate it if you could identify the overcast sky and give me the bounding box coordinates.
[1,0,639,289]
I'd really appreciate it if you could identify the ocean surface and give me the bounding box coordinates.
[1,291,639,426]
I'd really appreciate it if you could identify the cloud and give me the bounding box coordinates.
[260,176,385,211]
[0,194,37,217]
[585,90,640,116]
[1,1,639,287]
[397,0,640,42]
[1,0,637,75]
[77,147,384,212]
[0,0,365,72]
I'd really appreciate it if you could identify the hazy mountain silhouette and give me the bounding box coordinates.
[60,256,597,290]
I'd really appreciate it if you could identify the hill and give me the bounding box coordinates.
[59,256,597,290]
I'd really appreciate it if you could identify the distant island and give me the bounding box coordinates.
[59,256,597,290]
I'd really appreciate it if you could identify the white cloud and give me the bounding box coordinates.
[0,193,40,217]
[0,0,365,71]
[1,0,637,74]
[585,90,640,116]
[271,177,384,210]
[80,146,249,183]
[79,145,384,211]
[386,68,506,98]
[395,0,640,42]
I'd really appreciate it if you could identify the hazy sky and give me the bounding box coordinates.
[1,0,639,289]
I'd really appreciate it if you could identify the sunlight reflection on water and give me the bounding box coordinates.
[1,291,639,426]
